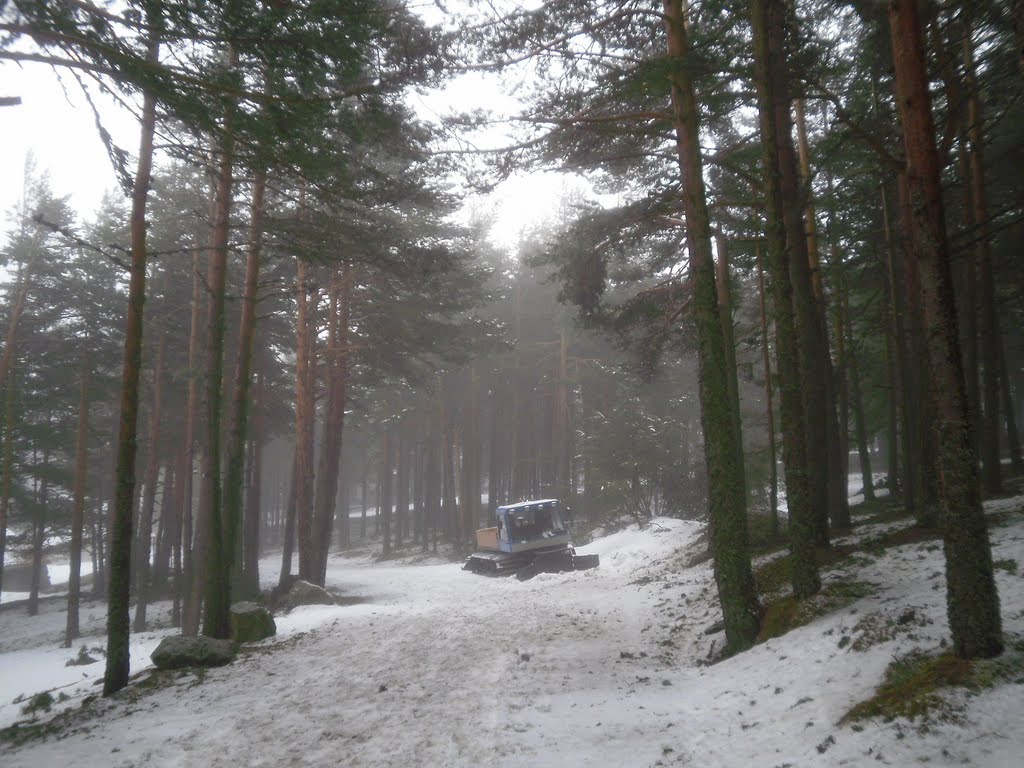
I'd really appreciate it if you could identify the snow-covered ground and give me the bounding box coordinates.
[1,497,1023,767]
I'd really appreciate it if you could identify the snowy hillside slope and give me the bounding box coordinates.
[1,498,1022,767]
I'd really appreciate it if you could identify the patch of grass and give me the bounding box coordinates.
[758,596,802,642]
[849,497,907,525]
[849,608,933,652]
[993,558,1018,575]
[858,525,942,555]
[843,639,1024,728]
[842,650,971,724]
[754,547,861,599]
[19,692,54,716]
[0,719,63,748]
[757,580,876,642]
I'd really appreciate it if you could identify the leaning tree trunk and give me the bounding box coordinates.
[103,28,159,697]
[752,0,820,598]
[888,0,1002,659]
[664,0,760,650]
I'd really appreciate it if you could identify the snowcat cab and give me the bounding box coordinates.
[463,499,599,580]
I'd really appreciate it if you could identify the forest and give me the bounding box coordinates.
[0,0,1022,739]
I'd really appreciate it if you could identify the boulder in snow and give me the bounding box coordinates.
[278,579,336,611]
[151,635,236,670]
[230,602,276,643]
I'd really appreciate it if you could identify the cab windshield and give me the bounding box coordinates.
[507,502,565,541]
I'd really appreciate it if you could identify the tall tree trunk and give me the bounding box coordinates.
[751,3,831,545]
[294,255,317,581]
[997,323,1024,473]
[0,259,34,390]
[756,242,779,537]
[104,28,159,696]
[752,0,821,598]
[381,428,393,557]
[795,100,850,530]
[134,335,165,632]
[201,45,238,639]
[714,233,747,492]
[888,0,1002,659]
[664,0,760,649]
[847,338,875,501]
[28,441,48,617]
[152,455,176,590]
[963,28,1002,495]
[312,263,353,583]
[880,176,911,500]
[0,367,14,598]
[182,248,205,636]
[898,173,941,527]
[460,366,480,545]
[395,424,408,547]
[223,166,266,599]
[241,370,264,596]
[170,447,186,626]
[278,449,299,589]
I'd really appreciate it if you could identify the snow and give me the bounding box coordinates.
[1,497,1023,767]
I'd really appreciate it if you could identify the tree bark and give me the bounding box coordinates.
[888,0,1002,659]
[182,249,205,636]
[201,44,238,639]
[241,370,264,596]
[278,449,299,589]
[381,427,393,557]
[714,233,747,491]
[756,242,779,537]
[997,321,1024,473]
[294,255,317,581]
[963,28,1002,495]
[28,441,48,617]
[752,0,820,598]
[312,263,353,583]
[223,166,266,599]
[664,0,760,649]
[103,27,158,696]
[847,337,875,501]
[0,367,14,598]
[134,335,165,632]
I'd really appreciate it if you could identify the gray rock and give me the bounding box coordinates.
[150,635,236,670]
[230,602,276,643]
[279,579,336,611]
